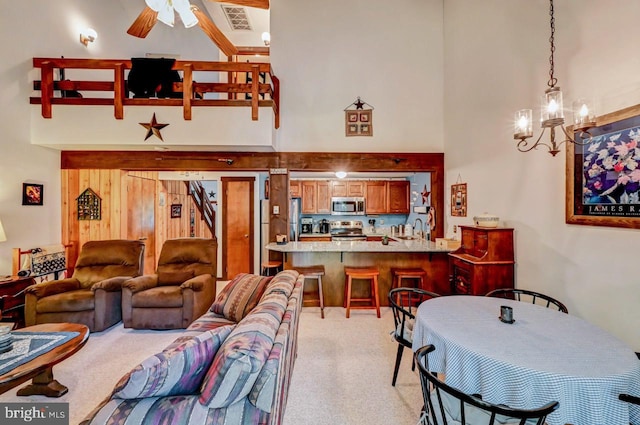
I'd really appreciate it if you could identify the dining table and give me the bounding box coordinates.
[411,295,640,425]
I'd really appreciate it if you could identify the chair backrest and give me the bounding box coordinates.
[414,345,559,425]
[157,238,217,277]
[73,240,145,288]
[485,288,568,314]
[388,287,439,346]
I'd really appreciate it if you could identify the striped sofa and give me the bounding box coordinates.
[81,270,304,425]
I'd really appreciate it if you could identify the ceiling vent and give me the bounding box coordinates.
[222,6,252,31]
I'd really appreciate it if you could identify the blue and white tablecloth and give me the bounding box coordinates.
[412,296,640,425]
[0,331,80,377]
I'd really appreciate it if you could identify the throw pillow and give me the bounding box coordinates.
[210,273,272,322]
[112,325,234,399]
[157,270,195,286]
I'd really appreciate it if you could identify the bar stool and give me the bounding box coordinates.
[390,267,427,290]
[294,265,325,319]
[261,261,282,277]
[344,266,380,318]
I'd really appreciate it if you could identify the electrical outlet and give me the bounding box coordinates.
[273,205,279,215]
[453,225,458,233]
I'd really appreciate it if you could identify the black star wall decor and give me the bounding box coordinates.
[139,113,169,141]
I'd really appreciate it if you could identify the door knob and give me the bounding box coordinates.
[244,234,249,238]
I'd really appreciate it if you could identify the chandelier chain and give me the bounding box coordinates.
[548,0,557,88]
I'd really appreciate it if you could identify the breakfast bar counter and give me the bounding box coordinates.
[267,240,453,307]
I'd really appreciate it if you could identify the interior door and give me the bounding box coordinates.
[126,174,156,274]
[222,177,255,279]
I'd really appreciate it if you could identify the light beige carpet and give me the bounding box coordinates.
[0,306,422,425]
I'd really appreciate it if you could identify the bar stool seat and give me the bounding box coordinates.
[295,265,326,318]
[344,266,380,318]
[391,267,427,290]
[261,261,283,277]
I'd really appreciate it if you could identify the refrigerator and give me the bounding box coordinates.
[260,199,300,267]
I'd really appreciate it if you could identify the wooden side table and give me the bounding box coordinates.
[0,276,36,328]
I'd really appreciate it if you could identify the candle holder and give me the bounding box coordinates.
[499,305,515,324]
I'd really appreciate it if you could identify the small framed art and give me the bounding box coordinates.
[22,183,43,206]
[171,204,182,218]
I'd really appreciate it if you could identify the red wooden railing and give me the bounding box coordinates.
[30,57,280,128]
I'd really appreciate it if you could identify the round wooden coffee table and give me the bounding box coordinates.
[0,323,89,397]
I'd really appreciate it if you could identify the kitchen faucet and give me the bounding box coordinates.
[414,218,424,239]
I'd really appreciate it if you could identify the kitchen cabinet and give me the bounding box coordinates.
[330,180,365,197]
[301,181,317,213]
[388,181,410,213]
[365,181,387,214]
[290,180,301,198]
[317,180,331,213]
[448,226,514,295]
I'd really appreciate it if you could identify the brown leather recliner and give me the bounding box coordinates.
[24,239,145,332]
[122,238,217,330]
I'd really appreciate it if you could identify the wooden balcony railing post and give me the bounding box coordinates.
[114,63,125,119]
[271,73,280,129]
[251,65,259,121]
[41,61,53,119]
[183,64,193,120]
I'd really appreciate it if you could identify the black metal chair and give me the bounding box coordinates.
[485,288,568,314]
[414,345,559,425]
[618,352,640,409]
[388,287,439,386]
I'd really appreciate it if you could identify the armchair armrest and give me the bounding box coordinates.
[92,276,133,292]
[123,275,159,294]
[180,274,212,291]
[25,278,81,298]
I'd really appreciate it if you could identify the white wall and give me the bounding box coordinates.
[444,0,640,349]
[271,0,444,152]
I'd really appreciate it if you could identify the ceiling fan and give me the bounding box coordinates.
[127,0,269,56]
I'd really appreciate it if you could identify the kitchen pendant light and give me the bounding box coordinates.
[513,0,596,156]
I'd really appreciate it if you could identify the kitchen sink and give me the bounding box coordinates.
[392,235,419,240]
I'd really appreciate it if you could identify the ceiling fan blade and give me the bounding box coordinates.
[192,6,239,57]
[127,6,159,38]
[206,0,269,10]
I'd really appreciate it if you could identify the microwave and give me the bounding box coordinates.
[331,197,365,215]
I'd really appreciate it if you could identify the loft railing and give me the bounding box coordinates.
[187,181,215,236]
[30,57,280,129]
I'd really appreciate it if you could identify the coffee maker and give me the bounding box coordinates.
[301,217,313,234]
[319,219,330,234]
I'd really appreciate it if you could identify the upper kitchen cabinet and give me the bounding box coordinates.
[366,180,410,214]
[366,181,388,214]
[290,180,301,198]
[388,181,410,214]
[331,180,366,197]
[300,180,331,214]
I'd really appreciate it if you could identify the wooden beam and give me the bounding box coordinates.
[207,0,269,10]
[183,64,193,120]
[114,63,125,119]
[41,62,53,118]
[251,65,259,121]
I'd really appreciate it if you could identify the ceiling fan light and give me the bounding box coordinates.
[144,0,164,12]
[174,0,198,28]
[151,0,175,27]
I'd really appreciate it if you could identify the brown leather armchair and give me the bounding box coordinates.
[122,238,217,330]
[24,240,145,332]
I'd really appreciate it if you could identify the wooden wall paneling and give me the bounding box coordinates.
[155,180,168,261]
[88,169,101,242]
[78,170,91,249]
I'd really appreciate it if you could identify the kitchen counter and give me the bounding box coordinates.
[266,239,453,307]
[267,239,451,253]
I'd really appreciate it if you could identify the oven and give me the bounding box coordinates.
[330,220,366,241]
[331,197,365,216]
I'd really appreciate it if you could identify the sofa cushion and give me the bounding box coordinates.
[261,270,298,299]
[131,286,184,308]
[199,290,288,408]
[157,270,194,286]
[187,311,236,333]
[112,325,234,399]
[36,289,94,313]
[210,273,272,322]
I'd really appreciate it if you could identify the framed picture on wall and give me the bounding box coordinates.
[566,103,640,229]
[171,204,182,218]
[450,183,467,217]
[22,183,43,206]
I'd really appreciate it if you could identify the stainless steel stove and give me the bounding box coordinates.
[330,220,367,241]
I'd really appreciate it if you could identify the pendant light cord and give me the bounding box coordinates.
[547,0,557,88]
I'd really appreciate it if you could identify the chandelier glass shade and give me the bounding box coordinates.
[514,0,596,156]
[145,0,198,28]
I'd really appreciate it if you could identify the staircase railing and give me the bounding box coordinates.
[187,181,215,236]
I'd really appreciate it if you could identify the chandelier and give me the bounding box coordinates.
[513,0,596,156]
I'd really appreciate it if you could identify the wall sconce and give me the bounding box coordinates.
[80,28,98,46]
[335,171,347,179]
[261,32,271,47]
